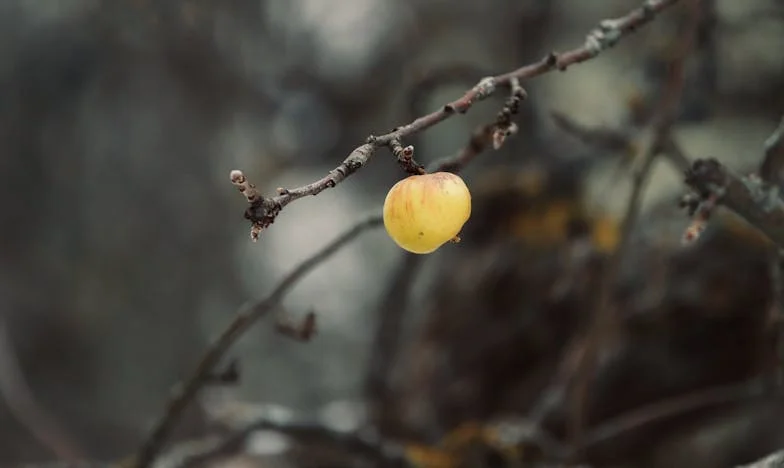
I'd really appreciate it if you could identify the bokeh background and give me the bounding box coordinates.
[1,0,783,466]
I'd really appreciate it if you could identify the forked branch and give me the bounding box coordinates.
[231,0,683,241]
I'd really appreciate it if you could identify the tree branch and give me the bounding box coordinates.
[132,2,686,466]
[684,159,784,250]
[231,0,684,240]
[566,0,699,450]
[131,216,383,468]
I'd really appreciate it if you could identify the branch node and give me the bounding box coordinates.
[390,139,425,175]
[472,76,497,100]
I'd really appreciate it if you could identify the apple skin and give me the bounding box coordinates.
[383,172,472,254]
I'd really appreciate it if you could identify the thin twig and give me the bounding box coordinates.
[494,378,766,463]
[132,216,383,468]
[231,0,683,239]
[364,76,530,432]
[574,378,767,456]
[135,2,685,465]
[567,0,699,450]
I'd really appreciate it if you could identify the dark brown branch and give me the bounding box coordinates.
[232,0,683,239]
[684,159,784,250]
[132,216,383,468]
[550,111,635,155]
[574,378,767,456]
[566,0,700,451]
[680,115,784,246]
[495,378,766,463]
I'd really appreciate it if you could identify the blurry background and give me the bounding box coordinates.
[0,0,783,466]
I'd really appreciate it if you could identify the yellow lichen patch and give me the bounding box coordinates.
[440,421,493,449]
[591,214,621,253]
[405,421,521,468]
[383,172,472,254]
[510,199,577,247]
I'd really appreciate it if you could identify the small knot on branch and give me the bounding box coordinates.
[684,158,728,200]
[244,198,283,242]
[491,78,526,150]
[230,170,285,241]
[276,311,318,342]
[390,138,425,175]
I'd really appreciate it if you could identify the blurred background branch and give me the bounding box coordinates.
[2,0,784,467]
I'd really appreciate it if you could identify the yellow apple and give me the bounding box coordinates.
[383,172,472,254]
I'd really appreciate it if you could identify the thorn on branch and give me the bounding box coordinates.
[276,311,318,342]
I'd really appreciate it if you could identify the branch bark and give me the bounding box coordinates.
[132,217,382,468]
[684,158,784,250]
[133,1,686,466]
[232,0,684,240]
